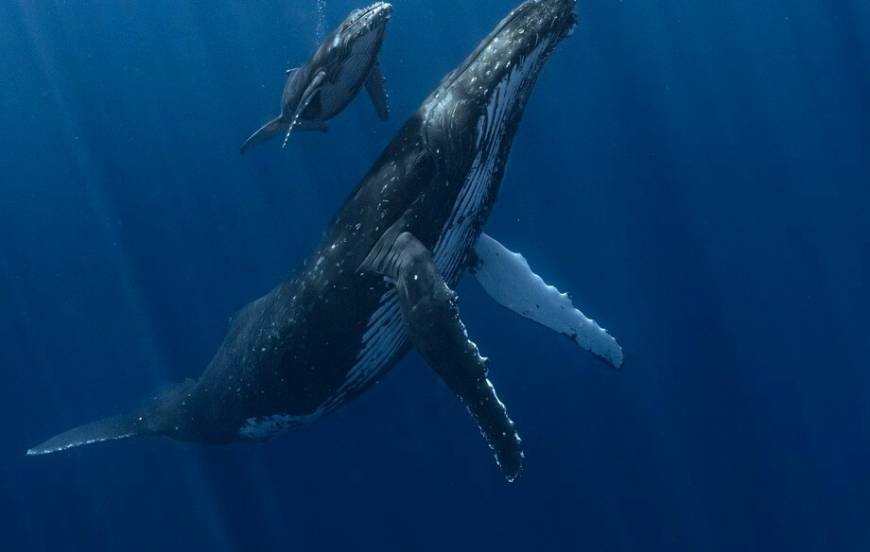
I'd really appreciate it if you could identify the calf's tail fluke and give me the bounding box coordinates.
[27,413,143,456]
[240,117,284,155]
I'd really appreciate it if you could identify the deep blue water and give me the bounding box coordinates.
[2,0,869,550]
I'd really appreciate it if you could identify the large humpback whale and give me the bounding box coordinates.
[29,0,621,481]
[240,2,393,154]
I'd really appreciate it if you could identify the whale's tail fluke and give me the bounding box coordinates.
[240,116,285,155]
[240,115,328,154]
[26,413,144,456]
[27,378,196,457]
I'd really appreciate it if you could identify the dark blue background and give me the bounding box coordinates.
[2,0,868,550]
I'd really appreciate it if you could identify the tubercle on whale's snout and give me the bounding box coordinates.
[352,2,393,27]
[484,0,576,53]
[342,2,393,40]
[513,0,577,37]
[437,0,575,91]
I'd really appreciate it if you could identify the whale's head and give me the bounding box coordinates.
[332,2,393,56]
[421,0,576,178]
[280,2,392,120]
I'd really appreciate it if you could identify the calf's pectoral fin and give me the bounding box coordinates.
[471,233,624,369]
[365,60,389,121]
[282,70,327,149]
[361,230,523,481]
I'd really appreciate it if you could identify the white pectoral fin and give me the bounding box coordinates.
[282,70,326,148]
[472,233,624,369]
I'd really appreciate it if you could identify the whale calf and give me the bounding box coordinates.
[240,2,393,154]
[30,0,620,481]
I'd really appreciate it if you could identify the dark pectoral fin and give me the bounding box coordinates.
[365,60,389,121]
[362,231,523,480]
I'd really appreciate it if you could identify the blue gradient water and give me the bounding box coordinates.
[2,1,868,550]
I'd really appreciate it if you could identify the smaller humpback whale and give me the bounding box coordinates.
[240,2,393,154]
[29,0,620,481]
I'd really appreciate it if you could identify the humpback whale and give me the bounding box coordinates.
[29,0,621,481]
[240,2,393,154]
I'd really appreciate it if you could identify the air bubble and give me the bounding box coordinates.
[315,0,327,44]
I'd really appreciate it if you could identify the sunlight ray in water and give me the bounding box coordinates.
[13,2,174,391]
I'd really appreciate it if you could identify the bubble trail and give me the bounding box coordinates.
[315,0,327,43]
